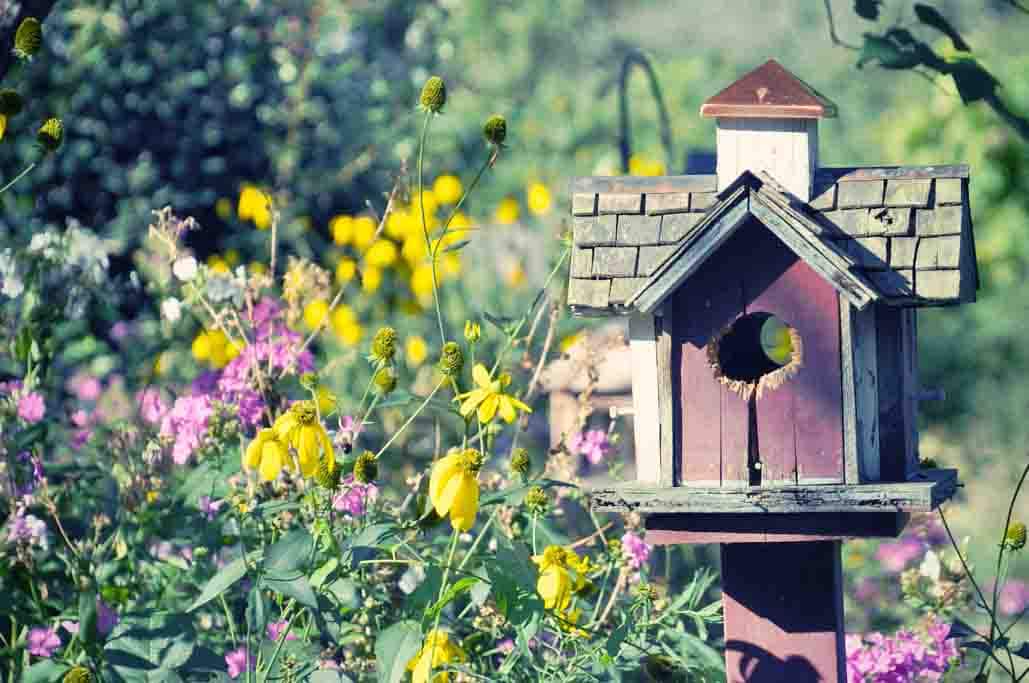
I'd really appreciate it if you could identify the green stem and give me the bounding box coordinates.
[260,600,300,683]
[531,512,539,555]
[427,529,461,683]
[374,378,445,458]
[431,150,495,261]
[458,507,498,572]
[0,161,36,195]
[416,112,446,342]
[220,593,239,645]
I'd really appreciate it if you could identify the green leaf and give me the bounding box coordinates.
[425,576,479,621]
[374,620,422,683]
[21,660,68,683]
[104,613,196,670]
[79,589,99,645]
[857,33,922,70]
[853,0,881,20]
[146,669,184,683]
[264,573,318,610]
[311,558,339,589]
[246,588,268,636]
[913,3,970,51]
[265,528,313,575]
[187,556,248,612]
[606,620,628,658]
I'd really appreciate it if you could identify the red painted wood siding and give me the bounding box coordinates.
[672,219,844,486]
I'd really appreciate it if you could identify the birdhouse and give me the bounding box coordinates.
[569,60,974,540]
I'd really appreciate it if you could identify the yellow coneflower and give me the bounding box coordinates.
[453,364,531,424]
[429,448,482,531]
[406,629,465,683]
[272,400,333,478]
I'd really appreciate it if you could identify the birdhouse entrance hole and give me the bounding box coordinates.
[707,312,803,401]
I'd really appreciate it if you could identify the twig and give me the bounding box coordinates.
[569,522,614,550]
[823,0,861,50]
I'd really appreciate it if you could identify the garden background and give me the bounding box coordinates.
[2,0,1029,681]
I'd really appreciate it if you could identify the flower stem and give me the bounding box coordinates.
[416,112,446,342]
[427,529,461,683]
[374,378,445,458]
[0,161,36,195]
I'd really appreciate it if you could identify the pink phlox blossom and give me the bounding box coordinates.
[621,531,652,570]
[568,429,611,465]
[17,392,45,423]
[996,579,1029,616]
[6,506,49,550]
[874,537,926,574]
[845,618,959,682]
[26,627,60,658]
[225,647,252,679]
[266,620,297,642]
[68,374,103,402]
[198,495,224,521]
[159,394,214,464]
[332,475,379,517]
[137,388,168,425]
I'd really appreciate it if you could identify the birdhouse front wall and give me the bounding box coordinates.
[670,218,844,487]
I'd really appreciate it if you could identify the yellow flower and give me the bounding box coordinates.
[353,216,377,251]
[238,185,272,229]
[364,239,398,268]
[406,629,466,683]
[433,175,463,205]
[330,215,354,245]
[429,448,482,531]
[315,386,336,415]
[448,211,472,233]
[272,401,333,478]
[412,190,439,220]
[464,321,480,343]
[249,261,268,275]
[362,265,382,293]
[454,364,532,424]
[243,428,292,481]
[303,299,330,330]
[335,257,357,285]
[526,182,552,216]
[533,546,574,611]
[331,306,363,346]
[410,263,435,305]
[406,335,429,367]
[441,253,461,278]
[559,332,583,353]
[628,154,666,176]
[505,262,526,288]
[494,197,519,225]
[207,255,230,274]
[386,208,417,240]
[192,330,230,366]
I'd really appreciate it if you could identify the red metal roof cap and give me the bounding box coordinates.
[700,59,838,119]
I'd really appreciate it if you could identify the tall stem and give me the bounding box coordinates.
[0,161,36,194]
[416,112,446,342]
[374,378,444,458]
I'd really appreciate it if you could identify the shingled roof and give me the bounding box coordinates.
[567,166,977,316]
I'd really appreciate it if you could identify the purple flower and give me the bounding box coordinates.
[6,507,49,550]
[26,627,60,658]
[17,392,45,423]
[225,647,252,679]
[111,321,132,341]
[332,476,379,517]
[621,531,652,570]
[998,579,1029,616]
[497,638,515,654]
[137,388,168,425]
[568,429,611,465]
[266,620,297,642]
[846,617,959,682]
[68,374,103,402]
[97,599,119,636]
[159,394,214,464]
[198,496,224,521]
[875,537,926,574]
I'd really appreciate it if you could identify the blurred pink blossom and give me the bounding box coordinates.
[225,647,252,679]
[621,531,652,570]
[568,429,611,465]
[332,476,379,517]
[266,621,297,642]
[26,627,60,658]
[17,392,45,423]
[875,538,926,574]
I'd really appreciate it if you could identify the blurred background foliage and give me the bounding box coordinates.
[2,0,1028,636]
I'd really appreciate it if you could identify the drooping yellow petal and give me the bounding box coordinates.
[296,427,319,477]
[411,651,431,683]
[259,441,286,481]
[448,474,479,531]
[429,453,463,510]
[273,411,297,441]
[244,429,272,470]
[498,396,517,424]
[537,565,572,611]
[458,389,488,417]
[472,363,491,389]
[507,397,532,414]
[436,470,465,518]
[477,394,499,424]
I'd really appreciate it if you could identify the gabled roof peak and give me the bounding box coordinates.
[700,59,837,119]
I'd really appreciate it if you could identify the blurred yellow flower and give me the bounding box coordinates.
[303,299,330,330]
[406,629,466,683]
[454,364,531,424]
[353,216,377,251]
[402,233,429,266]
[412,189,438,220]
[386,208,417,240]
[441,253,461,279]
[362,265,382,293]
[273,400,333,478]
[495,197,519,225]
[207,255,230,274]
[406,335,429,367]
[249,261,268,275]
[153,352,169,376]
[331,306,363,346]
[505,263,526,288]
[238,185,272,230]
[527,182,552,216]
[433,174,463,205]
[364,239,398,268]
[335,257,357,285]
[192,329,231,367]
[316,386,336,415]
[429,448,482,532]
[628,154,666,176]
[410,263,435,305]
[244,428,292,481]
[330,215,354,245]
[215,198,233,220]
[448,210,472,232]
[224,249,240,267]
[559,332,583,353]
[146,490,159,503]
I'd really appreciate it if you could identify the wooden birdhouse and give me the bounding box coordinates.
[569,60,974,540]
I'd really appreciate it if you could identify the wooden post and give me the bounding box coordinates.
[721,540,845,683]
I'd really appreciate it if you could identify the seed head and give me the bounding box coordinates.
[372,366,397,396]
[464,320,481,343]
[509,448,530,478]
[354,451,378,484]
[63,667,92,683]
[370,326,397,364]
[37,117,63,153]
[14,18,42,59]
[438,341,464,377]
[0,89,23,116]
[314,455,340,490]
[1006,521,1027,551]
[299,371,319,391]
[419,76,446,114]
[483,115,507,146]
[633,582,658,601]
[524,485,548,515]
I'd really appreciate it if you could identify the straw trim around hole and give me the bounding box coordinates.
[706,322,803,401]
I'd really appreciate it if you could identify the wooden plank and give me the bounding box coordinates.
[814,165,969,183]
[716,118,813,200]
[571,174,718,195]
[876,305,907,481]
[743,225,798,486]
[840,299,879,483]
[901,309,920,478]
[656,315,677,487]
[721,271,750,487]
[722,541,845,683]
[629,313,661,484]
[588,468,958,514]
[644,512,908,544]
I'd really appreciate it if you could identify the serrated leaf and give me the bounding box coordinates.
[187,556,248,612]
[374,620,422,683]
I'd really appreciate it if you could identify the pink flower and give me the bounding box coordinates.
[266,621,297,642]
[998,579,1029,616]
[568,429,611,465]
[845,617,959,682]
[332,476,379,517]
[225,647,252,679]
[69,374,103,402]
[97,599,119,636]
[137,388,168,425]
[198,496,224,521]
[17,392,45,423]
[875,537,925,574]
[26,627,60,658]
[159,394,214,464]
[621,531,652,570]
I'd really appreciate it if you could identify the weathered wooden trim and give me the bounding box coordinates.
[633,190,750,313]
[571,175,717,195]
[876,305,908,481]
[814,165,970,183]
[901,309,920,478]
[840,298,880,483]
[645,511,909,544]
[629,313,661,484]
[656,316,676,487]
[588,468,958,514]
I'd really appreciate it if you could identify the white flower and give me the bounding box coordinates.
[161,297,183,324]
[919,549,941,581]
[173,256,198,281]
[399,563,426,595]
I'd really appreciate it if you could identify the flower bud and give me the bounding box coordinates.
[0,89,23,116]
[314,456,340,491]
[509,448,530,478]
[1006,521,1027,551]
[63,667,92,683]
[370,326,397,364]
[483,115,507,146]
[299,372,319,391]
[354,451,378,484]
[524,485,548,515]
[14,18,42,59]
[37,117,63,153]
[419,76,446,113]
[438,341,464,377]
[372,366,397,396]
[464,320,481,343]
